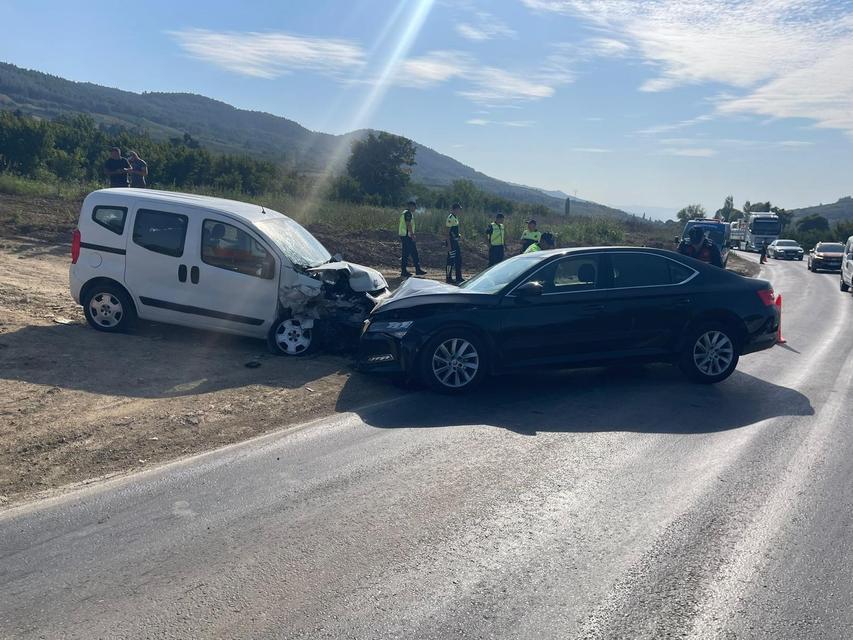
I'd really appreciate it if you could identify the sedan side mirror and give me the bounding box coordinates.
[515,281,544,297]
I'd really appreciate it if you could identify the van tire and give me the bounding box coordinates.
[82,284,136,333]
[841,279,849,292]
[268,317,318,356]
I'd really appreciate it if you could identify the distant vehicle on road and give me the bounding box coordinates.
[744,213,782,251]
[842,236,853,293]
[767,239,804,260]
[808,242,844,272]
[729,219,747,249]
[70,189,389,355]
[677,219,731,266]
[359,248,780,393]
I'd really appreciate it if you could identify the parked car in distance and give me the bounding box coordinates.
[70,189,389,355]
[359,248,780,393]
[842,236,853,293]
[808,242,844,272]
[767,239,804,260]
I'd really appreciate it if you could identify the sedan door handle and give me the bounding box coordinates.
[190,266,200,284]
[178,264,187,283]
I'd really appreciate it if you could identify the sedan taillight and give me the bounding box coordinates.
[756,288,775,306]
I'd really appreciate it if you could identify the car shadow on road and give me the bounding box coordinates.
[0,321,354,399]
[341,365,814,435]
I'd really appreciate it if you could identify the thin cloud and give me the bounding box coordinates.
[521,0,853,137]
[467,118,536,127]
[778,140,814,147]
[456,12,517,41]
[399,50,555,103]
[168,29,365,79]
[572,147,612,153]
[661,147,717,157]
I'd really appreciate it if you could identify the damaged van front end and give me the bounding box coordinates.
[270,261,390,356]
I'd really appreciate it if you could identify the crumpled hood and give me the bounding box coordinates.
[387,277,459,301]
[308,261,388,292]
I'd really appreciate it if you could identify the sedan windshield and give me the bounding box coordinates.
[775,240,799,247]
[459,254,544,294]
[256,217,331,268]
[816,243,844,252]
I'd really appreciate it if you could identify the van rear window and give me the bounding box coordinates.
[92,206,127,235]
[132,209,188,257]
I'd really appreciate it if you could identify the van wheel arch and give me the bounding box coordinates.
[81,279,137,332]
[80,278,138,316]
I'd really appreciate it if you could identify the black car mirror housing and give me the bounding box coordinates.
[515,281,544,297]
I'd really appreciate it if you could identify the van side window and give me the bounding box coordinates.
[132,209,188,257]
[92,206,127,235]
[201,219,275,279]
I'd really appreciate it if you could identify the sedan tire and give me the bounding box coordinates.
[679,323,740,384]
[420,330,487,394]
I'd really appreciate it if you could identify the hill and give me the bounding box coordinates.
[790,197,853,223]
[0,61,631,219]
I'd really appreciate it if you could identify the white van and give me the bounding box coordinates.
[70,189,389,355]
[842,236,853,294]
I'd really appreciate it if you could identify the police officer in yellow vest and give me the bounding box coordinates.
[520,219,541,253]
[524,231,556,253]
[486,212,506,266]
[445,202,463,284]
[399,198,426,278]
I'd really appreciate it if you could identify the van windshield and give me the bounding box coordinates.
[256,217,331,268]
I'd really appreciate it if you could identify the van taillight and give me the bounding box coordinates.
[756,288,775,306]
[71,229,81,264]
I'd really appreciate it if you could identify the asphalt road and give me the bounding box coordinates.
[2,253,852,639]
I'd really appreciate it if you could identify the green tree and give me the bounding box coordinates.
[796,214,830,233]
[715,195,734,221]
[743,200,751,215]
[676,203,706,223]
[346,132,416,205]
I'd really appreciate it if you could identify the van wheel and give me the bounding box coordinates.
[419,330,486,394]
[841,279,850,292]
[678,324,739,384]
[83,285,135,333]
[268,318,317,356]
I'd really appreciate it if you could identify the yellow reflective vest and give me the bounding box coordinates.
[488,222,505,246]
[524,242,541,253]
[399,210,414,237]
[521,229,541,243]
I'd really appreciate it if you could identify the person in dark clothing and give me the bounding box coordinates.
[398,198,427,278]
[445,202,463,284]
[677,226,723,267]
[486,212,506,266]
[104,147,130,188]
[759,241,768,264]
[127,150,148,188]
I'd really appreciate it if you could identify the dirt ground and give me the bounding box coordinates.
[0,236,410,506]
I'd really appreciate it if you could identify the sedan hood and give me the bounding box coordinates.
[308,261,388,292]
[388,277,459,301]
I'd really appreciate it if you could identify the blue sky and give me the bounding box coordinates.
[2,0,852,217]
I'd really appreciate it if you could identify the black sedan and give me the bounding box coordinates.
[358,248,780,393]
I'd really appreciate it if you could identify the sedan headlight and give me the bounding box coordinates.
[367,320,414,338]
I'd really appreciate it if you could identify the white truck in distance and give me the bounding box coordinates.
[742,213,782,252]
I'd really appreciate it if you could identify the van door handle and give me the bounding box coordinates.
[190,266,200,284]
[178,264,187,283]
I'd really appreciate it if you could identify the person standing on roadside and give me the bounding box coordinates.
[759,241,768,264]
[486,212,506,266]
[445,202,463,284]
[678,226,723,267]
[524,231,556,253]
[104,147,130,188]
[520,219,541,253]
[399,198,427,278]
[127,151,148,188]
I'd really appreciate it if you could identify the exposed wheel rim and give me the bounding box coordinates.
[693,330,734,377]
[274,319,312,355]
[432,338,479,388]
[88,292,124,328]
